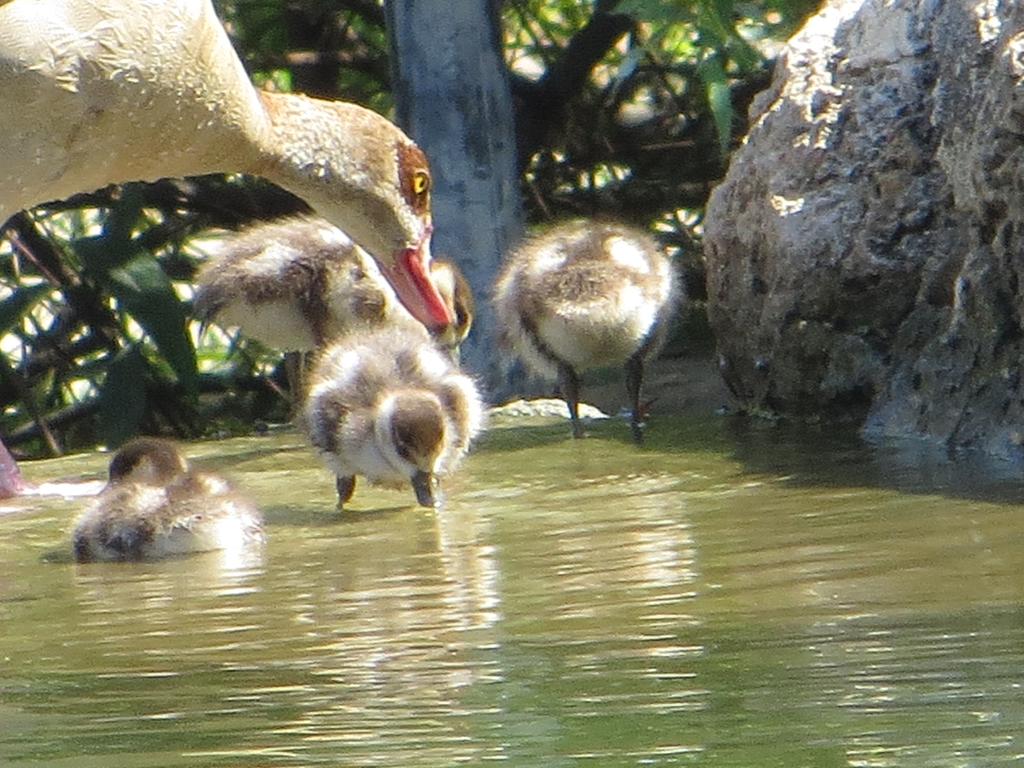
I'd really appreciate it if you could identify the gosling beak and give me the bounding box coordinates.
[380,236,454,332]
[430,326,462,364]
[411,469,441,508]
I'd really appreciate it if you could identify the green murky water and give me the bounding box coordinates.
[2,413,1024,766]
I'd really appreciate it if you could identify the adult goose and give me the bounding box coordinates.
[0,0,452,329]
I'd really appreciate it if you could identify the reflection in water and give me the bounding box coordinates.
[0,420,1023,765]
[433,500,502,631]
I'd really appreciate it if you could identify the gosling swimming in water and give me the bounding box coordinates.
[72,437,264,562]
[193,215,474,358]
[302,326,484,509]
[493,219,678,442]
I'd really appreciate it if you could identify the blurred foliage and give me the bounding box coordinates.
[0,0,818,458]
[0,179,308,458]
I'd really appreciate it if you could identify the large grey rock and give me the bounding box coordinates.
[704,0,1024,456]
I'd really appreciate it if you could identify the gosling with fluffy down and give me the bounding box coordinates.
[72,438,264,562]
[494,220,678,443]
[302,326,484,509]
[193,215,474,358]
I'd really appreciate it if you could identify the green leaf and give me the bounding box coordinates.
[98,347,148,448]
[102,187,145,246]
[72,210,198,396]
[73,192,147,275]
[697,0,735,46]
[75,231,137,276]
[0,284,52,336]
[616,0,695,25]
[699,54,733,157]
[106,255,198,395]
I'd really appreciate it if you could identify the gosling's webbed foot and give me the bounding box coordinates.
[629,396,658,445]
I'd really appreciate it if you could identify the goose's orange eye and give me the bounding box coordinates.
[413,170,430,198]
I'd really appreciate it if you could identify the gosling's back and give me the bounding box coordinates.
[72,438,263,562]
[194,216,397,350]
[494,220,677,378]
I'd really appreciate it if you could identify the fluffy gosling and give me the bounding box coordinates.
[302,326,484,509]
[493,219,678,442]
[193,215,473,357]
[72,438,264,562]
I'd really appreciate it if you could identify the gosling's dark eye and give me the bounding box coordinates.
[392,430,413,460]
[108,455,137,481]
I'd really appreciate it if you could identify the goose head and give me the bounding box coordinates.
[107,437,189,487]
[256,93,452,331]
[375,390,447,508]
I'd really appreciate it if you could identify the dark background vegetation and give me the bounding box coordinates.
[0,0,818,459]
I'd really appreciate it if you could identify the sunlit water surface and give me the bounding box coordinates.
[2,414,1024,767]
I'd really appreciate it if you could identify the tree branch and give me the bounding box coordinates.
[3,213,122,354]
[512,5,635,169]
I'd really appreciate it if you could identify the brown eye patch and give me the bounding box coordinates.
[397,143,432,214]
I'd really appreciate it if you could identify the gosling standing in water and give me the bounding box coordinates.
[193,215,474,358]
[303,326,484,509]
[494,220,678,443]
[72,438,264,562]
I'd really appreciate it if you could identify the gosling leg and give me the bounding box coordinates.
[283,351,304,402]
[558,362,585,438]
[336,475,356,509]
[625,353,645,445]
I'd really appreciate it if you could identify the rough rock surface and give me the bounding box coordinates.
[704,0,1024,456]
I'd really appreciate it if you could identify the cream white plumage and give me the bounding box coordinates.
[0,0,452,329]
[303,326,484,509]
